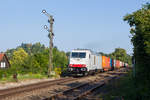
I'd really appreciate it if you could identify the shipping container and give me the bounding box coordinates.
[120,61,123,67]
[96,54,103,72]
[113,59,116,69]
[102,56,106,70]
[122,62,125,67]
[102,56,111,71]
[115,60,120,68]
[110,59,114,70]
[107,57,110,68]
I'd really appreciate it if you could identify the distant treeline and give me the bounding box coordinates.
[1,42,68,78]
[99,48,132,65]
[0,42,131,79]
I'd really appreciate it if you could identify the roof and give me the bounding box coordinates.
[0,53,11,67]
[0,53,4,61]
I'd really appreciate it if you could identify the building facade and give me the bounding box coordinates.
[0,53,10,68]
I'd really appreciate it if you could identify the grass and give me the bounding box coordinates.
[97,70,138,100]
[0,71,62,84]
[0,73,49,84]
[0,76,15,83]
[17,73,48,80]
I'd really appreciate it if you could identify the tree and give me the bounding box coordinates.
[33,48,49,74]
[6,42,46,59]
[124,3,150,98]
[10,48,28,73]
[31,42,46,54]
[22,55,41,74]
[5,43,68,76]
[109,48,131,65]
[53,47,68,72]
[20,43,32,55]
[19,42,46,55]
[5,48,16,60]
[66,52,70,58]
[10,48,28,65]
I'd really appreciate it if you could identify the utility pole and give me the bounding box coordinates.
[42,10,54,77]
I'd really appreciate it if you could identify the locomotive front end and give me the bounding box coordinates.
[68,50,88,76]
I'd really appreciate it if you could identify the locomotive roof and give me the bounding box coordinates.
[71,49,101,55]
[72,49,92,52]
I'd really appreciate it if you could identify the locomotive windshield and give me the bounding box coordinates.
[71,52,86,58]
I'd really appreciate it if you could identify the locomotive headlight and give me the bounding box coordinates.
[69,68,73,71]
[81,68,86,71]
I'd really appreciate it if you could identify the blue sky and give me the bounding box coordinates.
[0,0,148,54]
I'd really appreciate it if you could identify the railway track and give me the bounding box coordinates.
[47,81,105,100]
[0,68,129,100]
[43,68,128,100]
[0,77,77,99]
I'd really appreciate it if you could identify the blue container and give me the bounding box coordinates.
[110,59,112,67]
[110,59,114,70]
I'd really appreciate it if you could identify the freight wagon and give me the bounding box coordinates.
[102,56,111,71]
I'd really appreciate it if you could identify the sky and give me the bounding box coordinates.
[0,0,148,54]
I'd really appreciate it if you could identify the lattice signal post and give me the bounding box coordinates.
[42,10,54,77]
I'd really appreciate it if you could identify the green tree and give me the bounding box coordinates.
[109,48,131,65]
[31,42,46,54]
[124,3,150,98]
[22,55,41,74]
[33,48,49,74]
[5,48,15,60]
[5,43,68,76]
[66,52,70,58]
[19,42,46,55]
[10,48,28,74]
[53,47,68,72]
[19,43,32,55]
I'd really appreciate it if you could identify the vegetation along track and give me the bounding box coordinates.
[43,68,129,100]
[0,68,129,100]
[0,77,77,99]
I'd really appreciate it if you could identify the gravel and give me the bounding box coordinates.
[0,78,56,90]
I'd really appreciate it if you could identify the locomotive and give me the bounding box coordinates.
[68,49,128,76]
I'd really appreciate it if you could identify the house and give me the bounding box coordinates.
[0,53,10,68]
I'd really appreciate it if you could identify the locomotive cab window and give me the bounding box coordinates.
[79,53,86,58]
[71,52,86,58]
[71,52,78,58]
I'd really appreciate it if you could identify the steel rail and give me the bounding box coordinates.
[42,68,129,100]
[0,77,77,99]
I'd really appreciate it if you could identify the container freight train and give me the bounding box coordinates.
[68,49,128,76]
